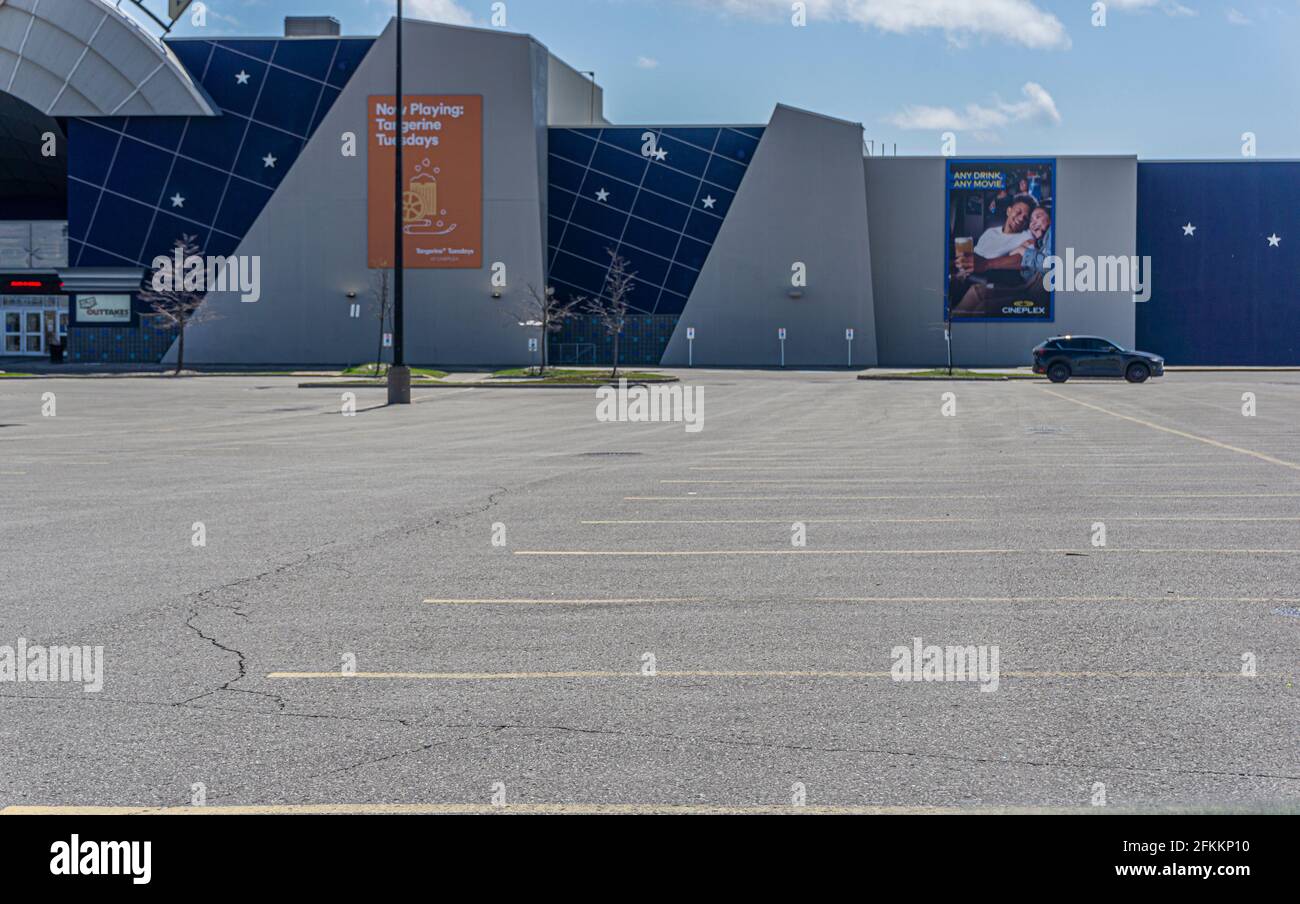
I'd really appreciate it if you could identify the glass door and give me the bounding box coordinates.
[23,310,44,355]
[3,311,19,354]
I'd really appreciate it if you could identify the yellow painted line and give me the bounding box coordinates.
[0,804,1093,816]
[625,495,1006,502]
[1112,517,1300,522]
[581,518,984,525]
[1040,387,1300,471]
[516,549,1025,557]
[0,471,26,476]
[662,478,1300,486]
[421,596,1299,607]
[817,596,1300,604]
[581,517,1300,525]
[425,598,704,605]
[626,494,1300,501]
[686,463,1263,471]
[267,670,1262,681]
[663,480,1002,485]
[514,549,1300,557]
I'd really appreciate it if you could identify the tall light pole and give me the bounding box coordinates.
[388,0,411,405]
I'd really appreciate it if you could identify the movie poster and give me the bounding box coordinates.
[946,160,1055,321]
[367,95,482,269]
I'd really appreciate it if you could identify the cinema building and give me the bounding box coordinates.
[0,0,1296,368]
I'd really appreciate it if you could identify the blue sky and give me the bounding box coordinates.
[157,0,1300,158]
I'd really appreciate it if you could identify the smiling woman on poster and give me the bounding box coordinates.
[946,160,1056,321]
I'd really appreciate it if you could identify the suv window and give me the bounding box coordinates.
[1067,338,1113,351]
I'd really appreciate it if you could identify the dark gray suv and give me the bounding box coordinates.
[1032,336,1165,384]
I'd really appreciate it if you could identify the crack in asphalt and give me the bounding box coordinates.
[170,484,514,710]
[475,722,1300,783]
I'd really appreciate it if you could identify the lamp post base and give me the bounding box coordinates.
[387,366,411,405]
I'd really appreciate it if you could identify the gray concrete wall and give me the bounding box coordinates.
[547,54,605,125]
[865,155,1138,367]
[661,104,878,368]
[177,20,550,366]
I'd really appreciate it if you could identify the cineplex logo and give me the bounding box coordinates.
[596,379,704,433]
[0,638,104,693]
[1045,250,1153,303]
[891,638,1000,692]
[50,836,151,885]
[150,250,262,303]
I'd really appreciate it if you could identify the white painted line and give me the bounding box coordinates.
[1040,388,1300,471]
[421,596,1300,607]
[514,548,1300,557]
[268,670,1261,681]
[0,804,1098,816]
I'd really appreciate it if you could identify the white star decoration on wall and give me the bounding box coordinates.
[595,188,610,202]
[1182,223,1196,236]
[170,193,185,208]
[653,148,667,162]
[263,154,278,168]
[701,195,716,209]
[1267,234,1281,247]
[235,70,251,85]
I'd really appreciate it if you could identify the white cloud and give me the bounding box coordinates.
[1225,8,1252,25]
[636,56,660,68]
[887,81,1061,136]
[1105,0,1197,16]
[692,0,1071,49]
[404,0,475,26]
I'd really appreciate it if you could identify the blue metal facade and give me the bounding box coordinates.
[546,126,764,365]
[63,36,374,361]
[1136,161,1300,365]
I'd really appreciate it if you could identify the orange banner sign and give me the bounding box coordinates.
[367,95,482,269]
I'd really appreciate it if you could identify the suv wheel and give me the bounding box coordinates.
[1047,363,1071,383]
[1125,362,1151,384]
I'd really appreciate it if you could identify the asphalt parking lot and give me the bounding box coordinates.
[1,371,1297,813]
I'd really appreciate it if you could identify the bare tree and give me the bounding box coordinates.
[370,269,393,377]
[586,249,635,379]
[138,235,221,375]
[518,282,583,375]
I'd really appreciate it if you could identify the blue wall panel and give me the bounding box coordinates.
[546,125,763,365]
[62,36,375,363]
[1136,162,1300,365]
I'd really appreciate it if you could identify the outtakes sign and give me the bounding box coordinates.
[945,159,1056,322]
[367,95,483,270]
[74,295,133,324]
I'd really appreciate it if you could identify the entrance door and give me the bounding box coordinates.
[3,311,19,354]
[23,310,44,355]
[3,309,46,356]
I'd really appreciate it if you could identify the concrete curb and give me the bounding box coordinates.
[298,378,681,390]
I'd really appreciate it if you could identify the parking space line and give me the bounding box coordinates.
[514,548,1300,557]
[582,517,1300,524]
[267,670,1263,681]
[0,804,1096,815]
[1039,388,1300,471]
[625,494,1300,501]
[582,518,984,524]
[625,495,1007,501]
[425,598,704,605]
[421,596,1299,606]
